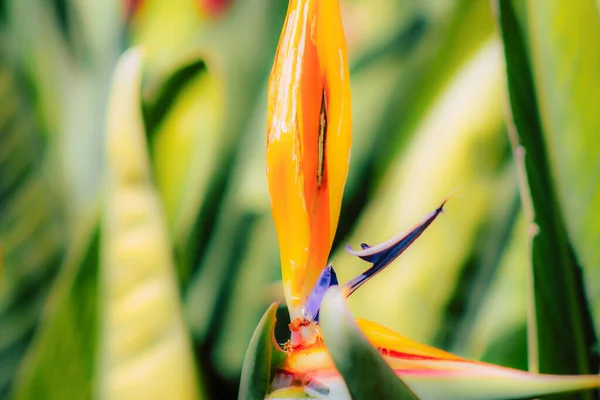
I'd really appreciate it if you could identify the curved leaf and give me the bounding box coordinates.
[319,287,419,400]
[99,47,202,400]
[239,302,285,400]
[150,60,224,278]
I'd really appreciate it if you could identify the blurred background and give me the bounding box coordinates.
[1,0,597,399]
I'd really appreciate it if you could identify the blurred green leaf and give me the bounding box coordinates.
[0,34,65,398]
[193,88,281,378]
[339,0,499,241]
[210,215,282,377]
[7,0,71,140]
[8,0,121,222]
[150,60,223,280]
[141,0,286,286]
[495,0,599,390]
[462,213,528,370]
[238,302,285,400]
[525,1,600,293]
[130,0,203,77]
[320,287,419,400]
[524,0,600,340]
[435,163,519,354]
[182,1,289,382]
[371,0,497,179]
[334,38,506,343]
[480,324,528,372]
[99,47,202,400]
[11,218,100,400]
[143,60,207,134]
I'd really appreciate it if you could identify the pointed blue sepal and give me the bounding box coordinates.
[303,264,338,322]
[343,200,447,296]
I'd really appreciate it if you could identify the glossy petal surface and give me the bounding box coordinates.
[266,0,351,319]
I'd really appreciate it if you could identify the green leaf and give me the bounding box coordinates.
[436,166,520,356]
[495,0,599,393]
[461,212,528,370]
[239,302,285,400]
[319,287,419,400]
[340,0,499,235]
[11,217,100,400]
[332,37,506,343]
[370,0,497,181]
[185,87,282,378]
[526,2,600,297]
[9,0,122,222]
[0,35,65,398]
[130,0,204,77]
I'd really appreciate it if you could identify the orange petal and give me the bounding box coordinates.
[273,319,600,399]
[266,0,351,320]
[315,0,352,241]
[279,319,461,376]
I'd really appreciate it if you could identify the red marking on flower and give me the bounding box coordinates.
[289,317,312,332]
[196,0,233,18]
[122,0,144,20]
[378,347,464,362]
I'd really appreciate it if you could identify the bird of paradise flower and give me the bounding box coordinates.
[240,0,600,399]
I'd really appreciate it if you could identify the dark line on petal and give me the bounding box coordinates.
[317,89,327,188]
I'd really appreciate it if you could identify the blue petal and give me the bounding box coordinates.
[343,200,446,296]
[303,264,338,322]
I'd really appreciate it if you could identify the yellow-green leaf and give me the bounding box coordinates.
[99,47,202,400]
[151,62,223,258]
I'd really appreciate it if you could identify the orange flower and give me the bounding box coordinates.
[266,0,351,323]
[258,2,600,398]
